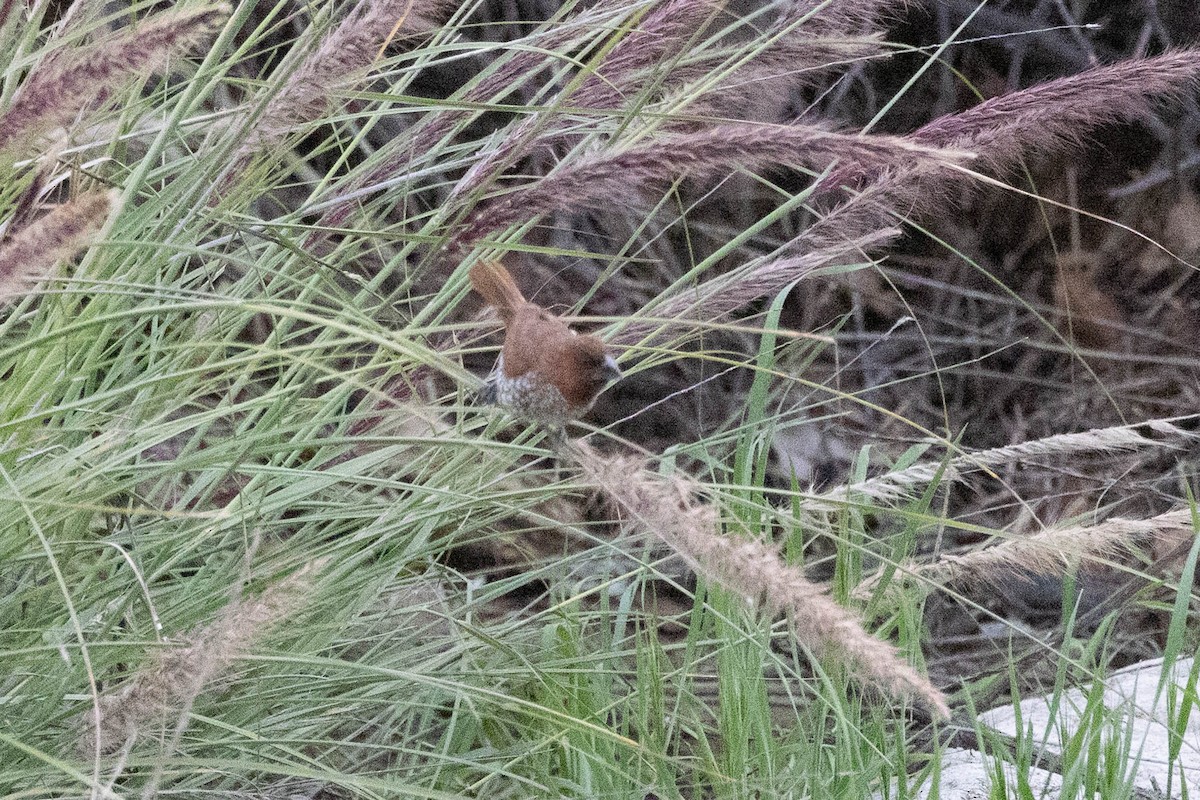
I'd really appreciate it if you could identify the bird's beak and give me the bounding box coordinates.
[602,354,622,384]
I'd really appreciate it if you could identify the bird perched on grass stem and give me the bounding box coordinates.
[470,258,621,430]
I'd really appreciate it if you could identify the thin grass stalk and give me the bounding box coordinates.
[614,227,898,347]
[808,416,1200,513]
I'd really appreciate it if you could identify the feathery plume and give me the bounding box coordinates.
[776,0,912,38]
[460,124,969,246]
[811,416,1200,513]
[664,0,910,119]
[0,189,118,303]
[307,25,601,239]
[573,444,950,720]
[856,509,1197,606]
[459,0,907,197]
[667,37,885,123]
[0,5,229,155]
[79,561,322,756]
[216,0,451,198]
[815,51,1200,205]
[568,0,728,111]
[615,227,899,347]
[913,50,1200,169]
[449,0,719,203]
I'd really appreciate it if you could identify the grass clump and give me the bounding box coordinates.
[1,1,1199,797]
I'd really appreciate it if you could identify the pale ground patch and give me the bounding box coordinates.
[877,656,1197,799]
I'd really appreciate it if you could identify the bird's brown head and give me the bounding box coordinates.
[556,334,621,414]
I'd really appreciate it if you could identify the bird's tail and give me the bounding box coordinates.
[469,259,525,323]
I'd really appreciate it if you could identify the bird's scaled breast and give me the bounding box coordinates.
[487,364,572,424]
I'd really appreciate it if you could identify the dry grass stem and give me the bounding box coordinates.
[572,444,950,720]
[0,5,229,155]
[0,189,119,302]
[79,560,323,756]
[809,417,1200,513]
[855,509,1197,603]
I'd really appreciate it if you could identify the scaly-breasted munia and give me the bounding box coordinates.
[470,259,621,428]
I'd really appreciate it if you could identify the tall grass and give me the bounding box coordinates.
[1,1,1198,797]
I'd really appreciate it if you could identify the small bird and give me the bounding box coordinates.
[470,258,621,429]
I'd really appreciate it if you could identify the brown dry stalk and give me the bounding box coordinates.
[79,560,323,755]
[0,5,229,155]
[0,189,118,302]
[855,509,1198,604]
[572,444,950,720]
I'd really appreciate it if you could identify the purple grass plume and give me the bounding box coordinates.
[456,123,969,247]
[0,5,229,155]
[913,50,1200,169]
[0,189,119,303]
[215,0,453,201]
[79,561,323,756]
